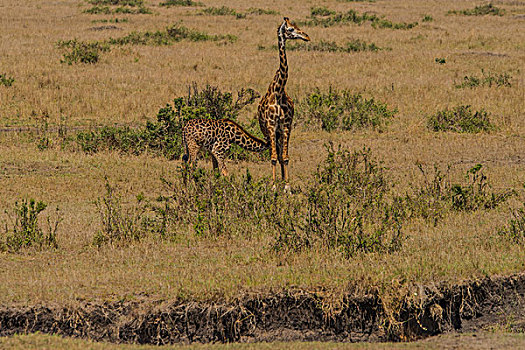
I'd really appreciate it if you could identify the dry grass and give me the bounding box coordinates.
[2,332,525,349]
[0,0,524,322]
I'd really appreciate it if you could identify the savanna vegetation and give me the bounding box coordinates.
[0,0,524,347]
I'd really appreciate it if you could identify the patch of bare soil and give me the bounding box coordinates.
[0,274,523,345]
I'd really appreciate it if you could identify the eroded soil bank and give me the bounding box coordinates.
[1,274,524,345]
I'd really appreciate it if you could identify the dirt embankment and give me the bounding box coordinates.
[1,274,524,345]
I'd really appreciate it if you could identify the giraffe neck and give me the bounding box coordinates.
[272,24,288,96]
[227,120,268,152]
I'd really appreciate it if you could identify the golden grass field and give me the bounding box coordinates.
[0,0,525,346]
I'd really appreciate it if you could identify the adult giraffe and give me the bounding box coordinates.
[257,17,310,191]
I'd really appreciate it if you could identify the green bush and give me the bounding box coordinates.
[0,73,15,87]
[57,39,110,64]
[297,87,397,131]
[297,145,404,258]
[448,3,505,16]
[153,145,405,257]
[1,199,60,253]
[422,15,433,22]
[75,84,261,160]
[427,105,494,133]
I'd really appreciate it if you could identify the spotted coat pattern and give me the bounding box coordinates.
[182,118,268,175]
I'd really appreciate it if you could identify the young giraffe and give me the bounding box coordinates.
[182,118,268,176]
[258,17,310,191]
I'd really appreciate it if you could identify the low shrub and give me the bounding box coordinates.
[303,7,418,29]
[108,24,237,45]
[448,3,505,16]
[57,39,110,64]
[422,15,433,22]
[398,164,513,225]
[245,8,278,16]
[200,6,278,18]
[0,73,15,87]
[202,6,238,16]
[84,6,112,14]
[435,57,446,64]
[88,0,144,6]
[84,0,151,14]
[427,105,494,133]
[285,39,383,53]
[114,6,151,14]
[159,0,204,7]
[297,87,397,132]
[455,70,512,88]
[1,199,60,253]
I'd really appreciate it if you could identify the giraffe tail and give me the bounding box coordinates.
[181,125,189,162]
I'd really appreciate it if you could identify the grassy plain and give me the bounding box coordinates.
[0,0,524,342]
[2,331,525,349]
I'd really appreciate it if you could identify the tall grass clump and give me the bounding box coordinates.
[1,199,60,253]
[57,39,110,64]
[303,7,418,29]
[427,105,494,133]
[399,164,514,224]
[92,179,150,247]
[75,85,260,160]
[0,73,15,87]
[498,202,525,244]
[297,87,397,131]
[448,3,505,16]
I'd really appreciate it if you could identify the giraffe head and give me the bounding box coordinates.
[279,17,310,42]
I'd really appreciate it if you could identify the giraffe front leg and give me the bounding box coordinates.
[280,124,292,192]
[267,124,278,184]
[212,146,229,177]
